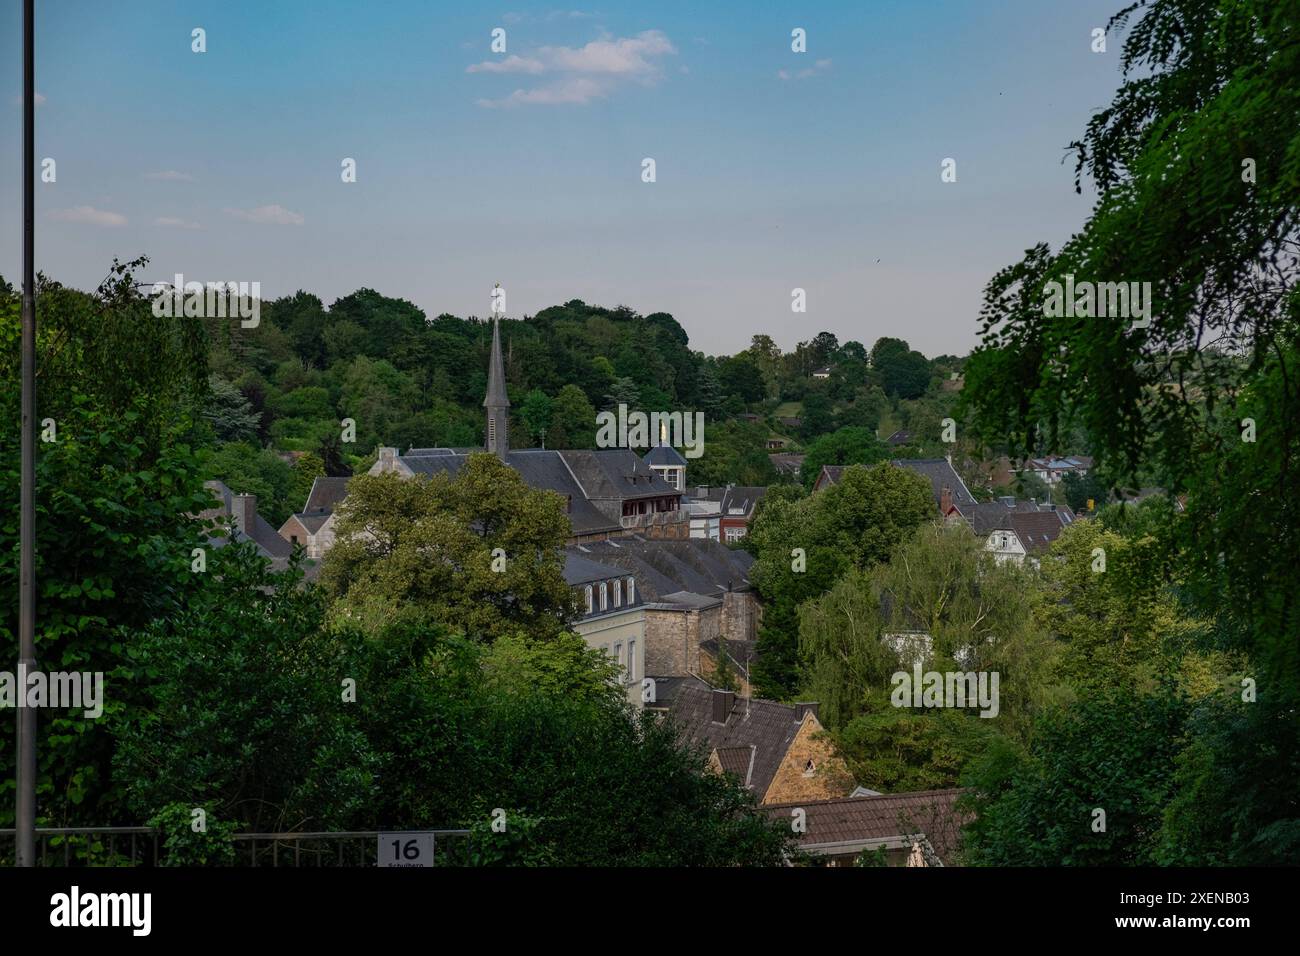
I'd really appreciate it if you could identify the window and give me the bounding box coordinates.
[627,640,636,682]
[725,527,745,543]
[584,585,593,615]
[488,417,496,446]
[613,579,622,607]
[626,577,635,604]
[600,582,608,611]
[803,759,816,777]
[613,642,623,670]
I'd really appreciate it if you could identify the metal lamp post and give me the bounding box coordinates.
[16,0,37,868]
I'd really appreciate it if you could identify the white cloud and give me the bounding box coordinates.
[145,170,194,182]
[224,204,304,225]
[48,206,127,227]
[469,29,676,108]
[154,216,201,230]
[466,55,546,74]
[778,58,832,81]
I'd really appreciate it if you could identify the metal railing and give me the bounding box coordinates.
[0,827,471,867]
[0,827,159,867]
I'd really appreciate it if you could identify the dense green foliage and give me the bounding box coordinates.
[959,0,1300,864]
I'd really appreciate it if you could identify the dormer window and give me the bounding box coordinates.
[613,579,622,607]
[599,582,608,611]
[803,759,816,777]
[584,585,593,615]
[626,577,635,604]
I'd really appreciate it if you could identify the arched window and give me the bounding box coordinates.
[599,582,608,611]
[584,585,593,615]
[613,579,622,607]
[626,577,636,604]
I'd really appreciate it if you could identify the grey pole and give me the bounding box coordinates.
[16,0,37,868]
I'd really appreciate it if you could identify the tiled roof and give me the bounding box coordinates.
[715,746,756,784]
[1005,511,1070,553]
[961,498,1043,534]
[762,789,968,864]
[669,685,809,801]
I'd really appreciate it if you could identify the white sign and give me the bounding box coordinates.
[378,832,434,868]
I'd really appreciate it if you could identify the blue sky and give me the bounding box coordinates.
[1,0,1125,356]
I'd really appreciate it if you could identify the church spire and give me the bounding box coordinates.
[483,313,510,458]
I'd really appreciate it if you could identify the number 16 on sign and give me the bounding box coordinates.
[378,832,434,867]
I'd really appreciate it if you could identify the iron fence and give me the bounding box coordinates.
[0,827,471,867]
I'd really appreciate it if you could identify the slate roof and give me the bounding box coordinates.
[567,537,754,605]
[768,453,805,475]
[643,444,688,467]
[290,511,332,534]
[668,684,811,801]
[643,674,710,709]
[200,480,292,566]
[562,552,628,587]
[818,465,845,486]
[721,486,766,517]
[558,449,677,501]
[885,429,913,445]
[891,458,978,510]
[304,476,351,514]
[762,789,968,864]
[394,449,621,536]
[687,485,766,517]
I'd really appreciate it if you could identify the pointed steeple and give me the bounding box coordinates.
[483,314,510,458]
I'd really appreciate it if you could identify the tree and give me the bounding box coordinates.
[548,384,596,449]
[113,545,377,833]
[960,0,1300,862]
[319,454,576,641]
[872,338,931,400]
[204,374,261,443]
[1060,469,1107,514]
[800,427,890,491]
[798,389,834,439]
[517,389,553,448]
[0,267,213,834]
[718,354,765,405]
[745,463,934,697]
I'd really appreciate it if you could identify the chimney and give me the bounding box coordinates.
[378,446,396,472]
[232,493,256,536]
[794,702,820,722]
[711,688,735,724]
[939,485,953,514]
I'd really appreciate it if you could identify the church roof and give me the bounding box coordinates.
[482,316,510,409]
